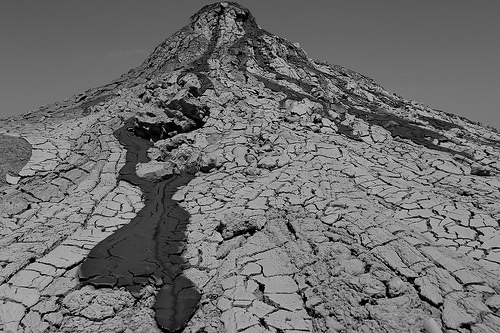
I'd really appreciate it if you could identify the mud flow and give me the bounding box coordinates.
[79,118,200,331]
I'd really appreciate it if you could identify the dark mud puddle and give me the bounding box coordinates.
[79,118,200,332]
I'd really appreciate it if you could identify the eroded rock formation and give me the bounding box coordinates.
[1,2,500,332]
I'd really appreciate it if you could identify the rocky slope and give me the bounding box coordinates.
[1,2,500,332]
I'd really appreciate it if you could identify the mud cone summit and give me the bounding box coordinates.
[1,2,500,332]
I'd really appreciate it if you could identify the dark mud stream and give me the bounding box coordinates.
[79,118,200,332]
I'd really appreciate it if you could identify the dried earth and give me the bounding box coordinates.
[1,2,500,333]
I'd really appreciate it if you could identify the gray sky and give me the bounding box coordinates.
[1,1,499,129]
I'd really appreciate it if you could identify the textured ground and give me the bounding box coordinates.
[1,2,500,333]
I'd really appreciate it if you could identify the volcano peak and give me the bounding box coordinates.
[189,2,259,46]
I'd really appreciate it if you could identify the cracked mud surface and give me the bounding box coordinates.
[1,2,500,333]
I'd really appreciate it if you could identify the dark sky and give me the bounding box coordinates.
[1,1,499,129]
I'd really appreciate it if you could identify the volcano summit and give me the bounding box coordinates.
[1,2,500,333]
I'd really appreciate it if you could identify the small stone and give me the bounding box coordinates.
[485,295,500,312]
[266,293,303,311]
[5,174,20,185]
[305,296,322,308]
[135,161,172,181]
[21,311,50,333]
[240,263,262,276]
[414,276,443,306]
[321,214,342,226]
[423,318,442,333]
[388,277,408,297]
[217,297,231,312]
[325,317,345,332]
[43,311,63,326]
[342,259,365,276]
[248,300,275,318]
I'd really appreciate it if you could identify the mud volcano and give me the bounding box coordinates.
[79,118,200,331]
